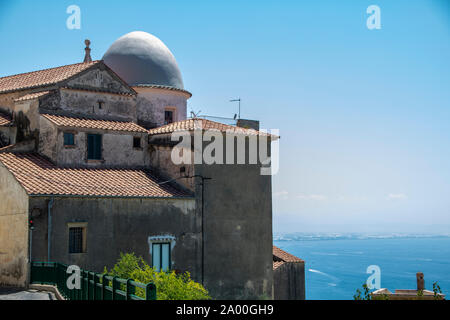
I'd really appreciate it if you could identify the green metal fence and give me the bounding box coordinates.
[30,262,157,300]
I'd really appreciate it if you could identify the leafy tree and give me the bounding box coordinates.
[433,281,445,300]
[104,253,211,300]
[353,283,372,300]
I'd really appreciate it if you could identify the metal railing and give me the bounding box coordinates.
[30,261,156,300]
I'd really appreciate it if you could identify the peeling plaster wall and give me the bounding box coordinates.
[65,68,133,95]
[148,144,195,191]
[14,99,40,133]
[38,116,58,161]
[55,129,148,167]
[38,117,148,167]
[0,166,29,287]
[0,126,16,146]
[28,197,200,279]
[134,87,188,128]
[59,89,136,122]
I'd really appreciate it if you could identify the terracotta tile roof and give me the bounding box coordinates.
[0,112,12,126]
[14,91,50,102]
[148,118,277,139]
[273,261,285,270]
[41,114,147,133]
[0,152,191,198]
[273,246,304,263]
[133,84,192,97]
[0,61,101,94]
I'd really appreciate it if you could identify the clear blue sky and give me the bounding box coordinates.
[1,0,449,234]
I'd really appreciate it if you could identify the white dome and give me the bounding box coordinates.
[103,31,184,89]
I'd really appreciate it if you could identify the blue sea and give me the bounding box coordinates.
[274,233,450,300]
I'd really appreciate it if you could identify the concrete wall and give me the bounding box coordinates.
[0,165,29,287]
[39,116,148,167]
[273,262,306,300]
[134,87,188,128]
[194,136,274,299]
[28,196,200,278]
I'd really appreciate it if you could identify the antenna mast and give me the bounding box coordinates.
[230,98,241,120]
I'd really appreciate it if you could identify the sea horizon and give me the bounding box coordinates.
[274,232,450,300]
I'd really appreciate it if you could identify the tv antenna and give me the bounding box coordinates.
[230,98,241,120]
[190,109,202,118]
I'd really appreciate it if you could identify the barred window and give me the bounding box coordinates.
[69,227,84,253]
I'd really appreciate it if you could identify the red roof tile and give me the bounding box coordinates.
[148,118,277,139]
[273,261,285,270]
[0,61,101,94]
[41,114,147,133]
[0,152,191,198]
[273,245,304,263]
[14,91,51,102]
[0,112,12,126]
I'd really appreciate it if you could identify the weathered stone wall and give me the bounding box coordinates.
[58,89,136,122]
[273,262,306,300]
[38,116,58,161]
[0,92,26,112]
[194,136,274,299]
[38,116,148,167]
[15,99,40,133]
[148,143,195,191]
[134,87,188,128]
[0,126,16,147]
[28,196,200,278]
[65,68,133,95]
[0,166,29,287]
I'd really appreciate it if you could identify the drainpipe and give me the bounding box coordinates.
[47,198,54,262]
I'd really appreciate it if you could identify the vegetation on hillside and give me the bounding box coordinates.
[104,253,211,300]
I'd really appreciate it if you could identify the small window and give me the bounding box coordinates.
[69,227,85,254]
[152,243,171,272]
[164,110,174,125]
[98,101,103,109]
[87,134,102,160]
[64,133,75,146]
[133,137,141,149]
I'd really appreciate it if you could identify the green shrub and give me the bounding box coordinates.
[353,283,372,300]
[104,253,211,300]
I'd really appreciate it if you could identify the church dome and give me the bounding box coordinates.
[103,31,184,89]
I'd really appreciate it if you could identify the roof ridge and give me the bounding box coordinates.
[273,245,304,263]
[42,113,134,123]
[0,152,191,198]
[0,60,101,81]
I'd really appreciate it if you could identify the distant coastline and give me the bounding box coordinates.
[274,232,450,242]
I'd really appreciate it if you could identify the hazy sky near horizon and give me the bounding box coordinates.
[0,0,449,234]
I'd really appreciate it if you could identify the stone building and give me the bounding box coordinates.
[273,246,305,300]
[0,31,305,299]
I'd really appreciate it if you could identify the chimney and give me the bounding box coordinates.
[84,39,92,63]
[416,272,425,291]
[236,119,260,131]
